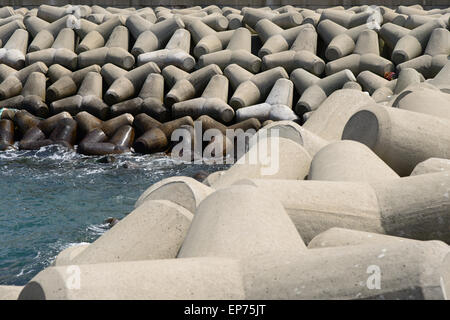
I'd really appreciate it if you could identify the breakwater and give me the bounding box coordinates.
[0,3,449,300]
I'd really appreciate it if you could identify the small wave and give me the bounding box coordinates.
[36,146,80,162]
[86,223,110,236]
[59,242,90,251]
[75,167,105,177]
[0,144,80,163]
[15,268,34,278]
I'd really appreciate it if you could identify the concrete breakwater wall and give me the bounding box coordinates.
[0,3,449,299]
[0,3,449,159]
[2,1,449,10]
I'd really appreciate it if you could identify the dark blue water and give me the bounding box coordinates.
[0,145,228,286]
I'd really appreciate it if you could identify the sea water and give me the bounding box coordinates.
[0,145,228,286]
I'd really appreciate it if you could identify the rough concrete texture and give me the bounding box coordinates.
[68,200,193,264]
[18,257,245,300]
[0,286,24,300]
[134,176,214,212]
[309,140,400,181]
[3,3,450,301]
[236,170,450,244]
[302,89,375,141]
[342,102,450,176]
[411,158,450,176]
[51,244,90,266]
[211,136,312,189]
[308,227,450,249]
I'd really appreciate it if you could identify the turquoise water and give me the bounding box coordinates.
[0,145,227,286]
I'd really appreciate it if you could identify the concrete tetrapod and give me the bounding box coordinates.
[402,13,450,29]
[235,78,298,123]
[290,68,357,114]
[308,227,450,250]
[164,64,222,107]
[300,8,321,26]
[343,81,362,91]
[18,127,53,151]
[130,17,185,57]
[316,19,369,61]
[26,27,77,70]
[137,28,195,71]
[242,240,450,299]
[179,182,450,299]
[303,89,373,141]
[390,82,450,120]
[225,64,288,110]
[308,140,400,182]
[176,12,229,32]
[0,62,48,100]
[0,7,16,20]
[13,109,40,136]
[254,19,311,58]
[48,117,78,149]
[391,68,425,94]
[46,65,101,102]
[188,19,234,58]
[124,13,154,39]
[242,7,303,30]
[138,73,167,121]
[178,184,307,260]
[135,176,214,212]
[109,73,168,121]
[342,103,450,176]
[325,29,394,77]
[78,25,135,70]
[356,70,397,98]
[67,200,193,265]
[76,16,125,53]
[236,170,450,244]
[197,27,261,73]
[26,15,73,52]
[318,7,378,29]
[172,74,235,123]
[427,60,450,93]
[0,118,14,150]
[260,120,328,157]
[210,135,312,189]
[262,25,325,75]
[226,13,244,30]
[0,28,28,69]
[379,20,447,65]
[132,114,195,155]
[36,4,90,23]
[76,113,135,155]
[49,71,108,119]
[18,257,245,300]
[74,110,129,138]
[37,111,73,136]
[104,62,161,105]
[52,244,90,267]
[19,72,48,117]
[396,28,450,78]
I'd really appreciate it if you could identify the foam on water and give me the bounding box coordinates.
[0,146,229,285]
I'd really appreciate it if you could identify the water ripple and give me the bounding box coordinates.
[0,146,229,285]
